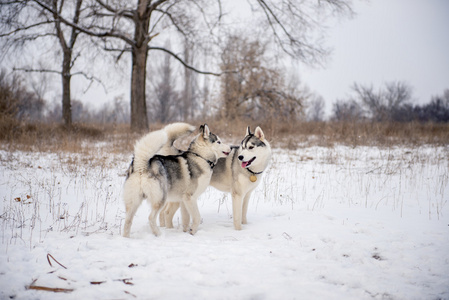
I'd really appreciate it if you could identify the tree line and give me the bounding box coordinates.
[2,1,447,128]
[3,64,448,126]
[330,82,449,123]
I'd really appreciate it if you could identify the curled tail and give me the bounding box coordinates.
[158,122,196,155]
[132,122,195,174]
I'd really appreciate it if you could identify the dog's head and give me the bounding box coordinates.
[197,124,231,159]
[238,126,271,170]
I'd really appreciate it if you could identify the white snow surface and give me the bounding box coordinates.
[1,145,448,299]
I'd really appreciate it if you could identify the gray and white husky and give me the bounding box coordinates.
[161,126,271,230]
[122,123,231,237]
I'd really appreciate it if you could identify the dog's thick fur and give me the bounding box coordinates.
[160,126,271,230]
[122,123,230,237]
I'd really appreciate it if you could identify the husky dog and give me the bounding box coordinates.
[122,123,231,237]
[161,126,271,230]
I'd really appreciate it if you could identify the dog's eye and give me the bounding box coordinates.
[249,146,254,150]
[217,141,221,144]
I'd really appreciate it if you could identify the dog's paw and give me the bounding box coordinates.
[151,228,161,237]
[233,224,242,230]
[123,230,131,238]
[189,228,198,235]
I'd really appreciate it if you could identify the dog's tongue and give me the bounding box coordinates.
[241,161,249,168]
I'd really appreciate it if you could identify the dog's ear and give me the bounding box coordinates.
[246,126,252,137]
[200,124,210,139]
[254,126,265,141]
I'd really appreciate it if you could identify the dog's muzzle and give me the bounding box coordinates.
[239,156,256,168]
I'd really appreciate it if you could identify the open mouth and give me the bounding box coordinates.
[241,156,256,168]
[223,151,230,156]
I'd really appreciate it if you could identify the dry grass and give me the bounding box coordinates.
[1,119,448,154]
[0,121,136,154]
[203,119,449,149]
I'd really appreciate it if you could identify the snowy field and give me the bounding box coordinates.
[1,145,448,299]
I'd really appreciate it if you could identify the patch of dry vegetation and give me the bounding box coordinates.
[1,119,448,154]
[204,119,449,149]
[0,121,135,154]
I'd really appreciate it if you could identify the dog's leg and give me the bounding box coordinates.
[164,202,180,229]
[182,195,200,235]
[123,202,139,238]
[148,200,164,236]
[122,180,142,238]
[145,180,166,237]
[242,192,252,225]
[180,202,190,232]
[232,192,243,230]
[159,203,167,227]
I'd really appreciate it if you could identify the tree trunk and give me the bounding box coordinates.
[130,45,149,131]
[62,51,72,127]
[130,1,150,132]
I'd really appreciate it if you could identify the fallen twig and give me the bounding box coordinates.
[47,253,68,269]
[27,279,73,293]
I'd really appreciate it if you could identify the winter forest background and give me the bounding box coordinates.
[1,0,448,131]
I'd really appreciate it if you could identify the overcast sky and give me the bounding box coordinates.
[299,0,449,115]
[72,0,449,116]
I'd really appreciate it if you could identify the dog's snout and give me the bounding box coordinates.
[238,155,244,161]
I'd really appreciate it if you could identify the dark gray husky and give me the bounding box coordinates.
[122,123,230,237]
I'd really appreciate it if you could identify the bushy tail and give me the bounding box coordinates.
[133,123,195,174]
[164,122,196,142]
[158,122,196,155]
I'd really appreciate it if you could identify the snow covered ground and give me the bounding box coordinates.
[1,145,448,299]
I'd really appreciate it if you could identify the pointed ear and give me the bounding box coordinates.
[254,126,265,141]
[246,126,252,137]
[200,124,210,139]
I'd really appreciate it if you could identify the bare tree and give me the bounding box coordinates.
[22,0,223,130]
[0,0,93,127]
[420,89,449,123]
[0,69,45,122]
[307,95,325,121]
[352,81,412,121]
[219,34,305,120]
[53,0,83,127]
[331,99,363,121]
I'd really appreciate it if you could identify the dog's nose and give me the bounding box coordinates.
[238,155,244,161]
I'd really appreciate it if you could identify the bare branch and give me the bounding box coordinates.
[148,46,223,76]
[153,6,187,37]
[71,70,107,93]
[95,0,134,19]
[254,0,330,63]
[0,20,54,37]
[32,0,136,46]
[148,0,169,12]
[68,0,83,49]
[13,67,61,75]
[256,0,308,58]
[103,46,132,62]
